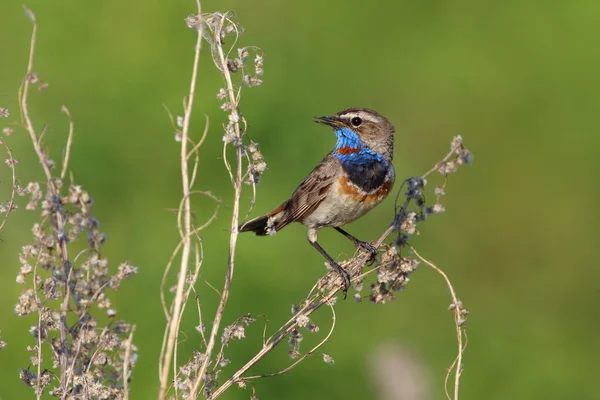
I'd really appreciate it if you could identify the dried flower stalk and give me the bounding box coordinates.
[14,7,138,398]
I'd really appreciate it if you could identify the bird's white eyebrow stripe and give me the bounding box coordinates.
[340,111,380,124]
[359,112,380,123]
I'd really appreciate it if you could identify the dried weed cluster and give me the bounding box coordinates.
[2,7,137,399]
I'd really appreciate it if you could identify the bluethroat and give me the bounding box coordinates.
[239,108,395,296]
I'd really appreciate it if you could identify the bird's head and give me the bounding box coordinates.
[314,108,395,161]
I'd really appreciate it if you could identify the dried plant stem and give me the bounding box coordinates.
[410,246,467,400]
[60,105,74,181]
[208,236,382,399]
[19,8,77,393]
[0,140,17,231]
[123,325,136,400]
[422,148,457,178]
[244,302,337,381]
[157,1,203,398]
[13,9,139,398]
[189,12,245,398]
[31,253,43,400]
[19,10,52,183]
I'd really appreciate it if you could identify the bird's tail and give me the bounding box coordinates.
[238,202,288,236]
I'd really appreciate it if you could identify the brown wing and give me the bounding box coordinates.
[276,154,341,230]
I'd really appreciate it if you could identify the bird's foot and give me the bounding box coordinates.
[330,261,351,299]
[357,241,379,264]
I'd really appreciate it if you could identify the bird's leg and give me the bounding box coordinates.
[334,227,378,263]
[308,229,350,298]
[309,240,351,298]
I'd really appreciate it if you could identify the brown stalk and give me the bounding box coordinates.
[19,8,77,394]
[157,0,204,398]
[411,247,467,400]
[189,11,245,397]
[0,140,17,231]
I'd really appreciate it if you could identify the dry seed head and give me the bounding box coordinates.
[437,160,457,175]
[431,203,445,214]
[238,47,249,61]
[27,73,39,84]
[221,324,246,345]
[296,314,310,327]
[399,212,417,235]
[227,58,243,73]
[305,322,320,333]
[220,102,233,111]
[450,135,463,152]
[288,350,301,360]
[254,54,264,76]
[243,75,262,87]
[185,14,201,30]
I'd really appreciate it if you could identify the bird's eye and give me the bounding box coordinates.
[351,117,362,127]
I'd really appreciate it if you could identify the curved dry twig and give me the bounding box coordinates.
[243,300,337,382]
[19,7,76,389]
[209,239,387,399]
[123,325,136,400]
[59,105,74,181]
[157,0,204,397]
[410,246,468,400]
[189,11,246,398]
[0,139,17,231]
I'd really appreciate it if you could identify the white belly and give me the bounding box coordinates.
[302,168,394,229]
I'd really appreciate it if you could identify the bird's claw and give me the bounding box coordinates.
[358,241,378,264]
[331,263,351,300]
[339,269,351,300]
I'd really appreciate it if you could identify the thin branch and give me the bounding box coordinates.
[410,246,467,400]
[0,140,17,231]
[244,301,337,381]
[19,9,75,393]
[160,240,184,320]
[173,239,204,396]
[30,251,43,400]
[176,190,221,237]
[187,114,210,160]
[60,105,74,181]
[208,241,379,399]
[123,325,136,400]
[189,11,246,397]
[19,7,52,183]
[157,0,203,397]
[192,287,208,348]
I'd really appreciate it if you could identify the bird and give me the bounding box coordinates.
[239,108,395,296]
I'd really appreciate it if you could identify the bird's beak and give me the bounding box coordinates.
[314,115,342,128]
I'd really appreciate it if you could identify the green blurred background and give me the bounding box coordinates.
[1,0,599,399]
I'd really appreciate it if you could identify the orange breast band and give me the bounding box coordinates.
[336,146,361,155]
[338,176,392,207]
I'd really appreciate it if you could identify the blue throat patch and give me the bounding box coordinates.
[332,127,383,165]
